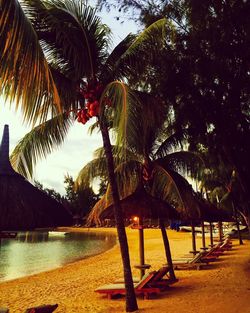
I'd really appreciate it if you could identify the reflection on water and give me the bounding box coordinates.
[0,231,116,282]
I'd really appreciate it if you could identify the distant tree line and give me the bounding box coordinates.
[34,175,106,222]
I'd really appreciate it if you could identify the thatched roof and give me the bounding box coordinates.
[87,185,179,225]
[0,125,72,231]
[163,171,233,222]
[164,170,201,221]
[198,199,233,222]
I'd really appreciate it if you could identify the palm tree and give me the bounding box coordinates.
[1,1,168,311]
[197,153,244,223]
[77,96,203,281]
[199,162,245,243]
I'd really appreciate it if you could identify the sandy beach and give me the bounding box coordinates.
[0,227,250,313]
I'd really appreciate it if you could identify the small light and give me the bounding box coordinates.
[133,216,139,222]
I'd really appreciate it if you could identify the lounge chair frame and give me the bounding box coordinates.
[95,271,161,299]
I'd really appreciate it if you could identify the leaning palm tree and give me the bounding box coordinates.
[77,96,204,280]
[1,1,169,311]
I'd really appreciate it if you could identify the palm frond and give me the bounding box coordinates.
[88,120,100,135]
[199,175,225,193]
[49,63,80,113]
[114,160,142,198]
[100,81,143,152]
[151,165,200,220]
[100,33,137,83]
[86,188,112,226]
[0,0,61,124]
[23,0,111,79]
[93,145,140,163]
[154,129,188,158]
[124,18,168,52]
[10,113,73,179]
[209,186,228,204]
[117,18,172,78]
[86,168,142,226]
[157,151,205,179]
[102,89,169,159]
[75,156,109,190]
[75,145,141,191]
[131,91,168,158]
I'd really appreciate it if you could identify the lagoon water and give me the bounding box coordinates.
[0,231,116,282]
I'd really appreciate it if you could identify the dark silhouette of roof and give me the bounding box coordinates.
[197,198,233,222]
[0,125,72,231]
[88,185,179,225]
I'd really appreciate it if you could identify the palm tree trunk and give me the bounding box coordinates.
[159,218,176,281]
[99,119,138,312]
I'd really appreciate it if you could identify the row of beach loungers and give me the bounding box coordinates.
[172,236,232,270]
[95,235,232,299]
[0,236,232,311]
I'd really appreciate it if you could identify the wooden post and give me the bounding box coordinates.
[190,222,198,255]
[209,222,214,247]
[236,220,243,245]
[139,217,145,279]
[201,221,207,250]
[232,203,243,245]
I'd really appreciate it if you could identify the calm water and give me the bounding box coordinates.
[0,231,116,282]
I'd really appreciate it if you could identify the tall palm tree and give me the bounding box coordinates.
[1,1,168,311]
[77,96,203,280]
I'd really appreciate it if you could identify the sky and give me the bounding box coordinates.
[0,4,138,194]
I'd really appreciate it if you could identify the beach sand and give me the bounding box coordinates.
[0,228,250,313]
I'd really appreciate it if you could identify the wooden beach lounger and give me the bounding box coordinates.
[179,250,219,262]
[115,266,178,289]
[173,260,207,270]
[180,238,232,261]
[0,304,58,313]
[206,239,232,257]
[172,253,210,270]
[95,271,161,299]
[25,304,58,313]
[172,238,233,270]
[149,266,179,289]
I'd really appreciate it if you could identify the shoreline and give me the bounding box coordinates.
[0,227,250,313]
[0,228,117,284]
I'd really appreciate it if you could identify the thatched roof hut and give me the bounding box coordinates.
[87,185,179,225]
[0,125,72,231]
